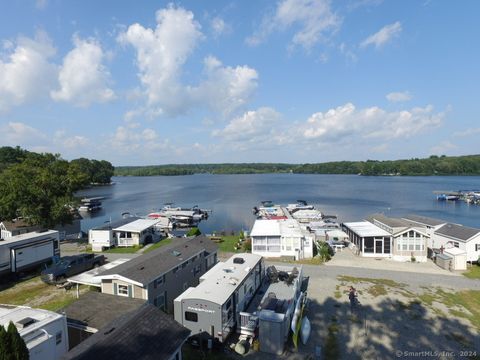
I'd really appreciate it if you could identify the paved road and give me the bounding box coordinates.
[300,263,480,291]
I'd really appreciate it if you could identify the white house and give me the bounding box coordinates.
[433,223,480,263]
[342,221,392,258]
[89,217,140,251]
[112,219,162,247]
[402,214,448,248]
[250,219,314,260]
[0,304,68,360]
[368,214,429,262]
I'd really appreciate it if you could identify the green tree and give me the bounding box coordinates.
[0,153,86,228]
[0,325,9,360]
[6,322,28,360]
[186,227,201,237]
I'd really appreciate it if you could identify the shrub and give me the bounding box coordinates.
[186,227,201,237]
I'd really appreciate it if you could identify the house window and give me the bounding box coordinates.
[476,244,480,251]
[193,265,201,276]
[155,293,165,310]
[154,275,165,288]
[56,331,62,345]
[185,311,198,322]
[453,242,459,248]
[118,284,129,297]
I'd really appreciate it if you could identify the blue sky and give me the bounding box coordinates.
[0,0,479,166]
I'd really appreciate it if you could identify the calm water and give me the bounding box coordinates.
[76,174,480,233]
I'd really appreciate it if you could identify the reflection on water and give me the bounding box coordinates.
[75,174,480,234]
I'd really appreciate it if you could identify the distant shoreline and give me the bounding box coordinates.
[114,154,480,177]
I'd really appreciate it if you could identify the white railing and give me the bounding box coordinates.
[239,312,258,335]
[117,238,136,247]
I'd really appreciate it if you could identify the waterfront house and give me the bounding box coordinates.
[401,214,448,248]
[433,223,480,262]
[342,221,392,257]
[62,300,190,360]
[88,217,140,251]
[250,219,314,260]
[367,214,429,262]
[174,253,264,343]
[97,235,218,313]
[112,218,162,247]
[0,304,68,360]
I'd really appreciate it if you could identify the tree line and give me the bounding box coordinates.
[0,322,29,360]
[0,146,114,228]
[114,155,480,177]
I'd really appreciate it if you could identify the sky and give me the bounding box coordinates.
[0,0,479,166]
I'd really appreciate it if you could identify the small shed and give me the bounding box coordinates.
[444,247,467,270]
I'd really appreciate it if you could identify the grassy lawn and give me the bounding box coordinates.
[0,276,88,312]
[143,238,172,254]
[101,245,143,254]
[212,233,246,253]
[463,264,480,279]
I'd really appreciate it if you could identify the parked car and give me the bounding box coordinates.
[41,253,105,284]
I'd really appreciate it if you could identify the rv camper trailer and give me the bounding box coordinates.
[0,230,60,277]
[174,253,264,343]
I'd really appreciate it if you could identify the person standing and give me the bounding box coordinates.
[349,286,357,310]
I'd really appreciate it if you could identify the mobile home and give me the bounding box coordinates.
[0,230,60,276]
[174,253,264,342]
[0,304,68,360]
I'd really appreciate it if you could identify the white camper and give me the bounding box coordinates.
[0,304,69,360]
[0,230,60,276]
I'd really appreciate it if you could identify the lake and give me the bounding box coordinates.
[76,174,480,234]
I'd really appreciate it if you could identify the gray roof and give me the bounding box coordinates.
[402,214,447,227]
[92,217,140,231]
[61,292,145,330]
[62,303,190,360]
[100,235,218,286]
[367,213,411,229]
[435,223,480,242]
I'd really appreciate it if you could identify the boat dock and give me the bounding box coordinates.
[434,190,480,204]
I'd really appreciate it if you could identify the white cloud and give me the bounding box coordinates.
[119,6,258,119]
[430,141,457,155]
[212,107,280,143]
[109,124,168,154]
[118,5,203,116]
[386,91,412,103]
[246,0,341,51]
[51,36,115,107]
[301,102,444,142]
[36,0,48,9]
[211,17,231,37]
[194,56,258,116]
[0,32,56,112]
[0,121,47,146]
[360,21,402,49]
[453,128,480,137]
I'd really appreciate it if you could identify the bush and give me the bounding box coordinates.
[318,242,332,262]
[0,321,29,360]
[243,239,252,252]
[186,227,201,237]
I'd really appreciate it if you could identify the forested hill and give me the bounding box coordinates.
[0,146,114,227]
[115,155,480,176]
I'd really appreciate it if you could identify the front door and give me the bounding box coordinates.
[375,239,383,254]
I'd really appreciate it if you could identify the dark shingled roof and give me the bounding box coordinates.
[62,303,190,360]
[435,223,480,242]
[402,214,447,227]
[60,292,145,330]
[367,213,411,229]
[91,217,140,231]
[0,219,40,231]
[100,235,218,286]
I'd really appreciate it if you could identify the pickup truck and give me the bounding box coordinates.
[40,253,105,284]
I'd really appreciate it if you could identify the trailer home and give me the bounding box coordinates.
[0,304,68,360]
[174,253,264,343]
[0,230,60,276]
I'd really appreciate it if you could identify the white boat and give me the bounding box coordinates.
[78,197,103,212]
[300,316,311,345]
